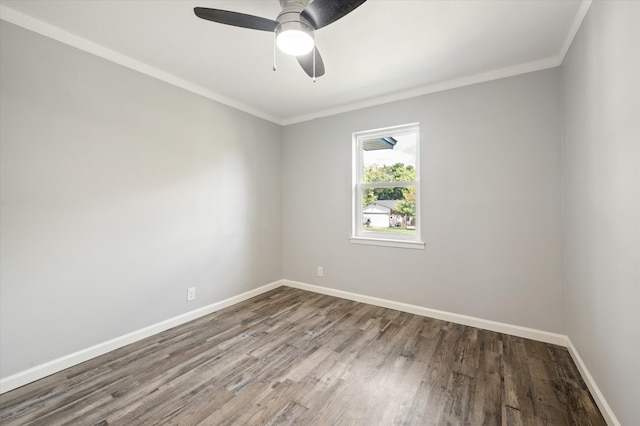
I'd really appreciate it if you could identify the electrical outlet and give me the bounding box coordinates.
[187,287,196,301]
[317,266,323,277]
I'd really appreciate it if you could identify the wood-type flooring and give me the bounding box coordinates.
[0,287,606,425]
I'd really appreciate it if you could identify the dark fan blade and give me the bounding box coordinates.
[194,7,278,32]
[301,0,367,29]
[297,48,325,78]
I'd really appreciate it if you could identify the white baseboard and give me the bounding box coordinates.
[283,280,567,346]
[0,280,283,394]
[566,338,620,426]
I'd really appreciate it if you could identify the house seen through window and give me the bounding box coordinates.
[351,123,423,249]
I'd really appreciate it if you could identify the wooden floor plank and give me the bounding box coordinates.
[0,287,606,425]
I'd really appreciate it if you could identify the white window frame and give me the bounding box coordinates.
[350,123,424,249]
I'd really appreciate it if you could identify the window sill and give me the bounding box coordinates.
[349,236,425,250]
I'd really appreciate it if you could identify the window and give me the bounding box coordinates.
[351,123,424,249]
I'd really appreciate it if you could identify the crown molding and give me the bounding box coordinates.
[281,56,561,125]
[559,0,592,61]
[0,5,282,125]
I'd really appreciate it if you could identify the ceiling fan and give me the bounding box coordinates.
[194,0,367,80]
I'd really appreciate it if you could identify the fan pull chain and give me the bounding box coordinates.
[273,32,277,72]
[312,45,316,82]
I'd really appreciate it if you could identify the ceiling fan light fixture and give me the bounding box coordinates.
[195,0,369,77]
[276,21,314,56]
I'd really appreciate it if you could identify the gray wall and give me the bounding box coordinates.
[282,69,565,333]
[0,22,283,378]
[562,2,640,424]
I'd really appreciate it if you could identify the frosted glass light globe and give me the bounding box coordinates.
[277,29,314,56]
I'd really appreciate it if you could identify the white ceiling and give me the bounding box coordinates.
[0,0,589,125]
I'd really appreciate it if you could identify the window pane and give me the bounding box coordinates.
[361,133,416,183]
[353,123,421,246]
[362,186,416,235]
